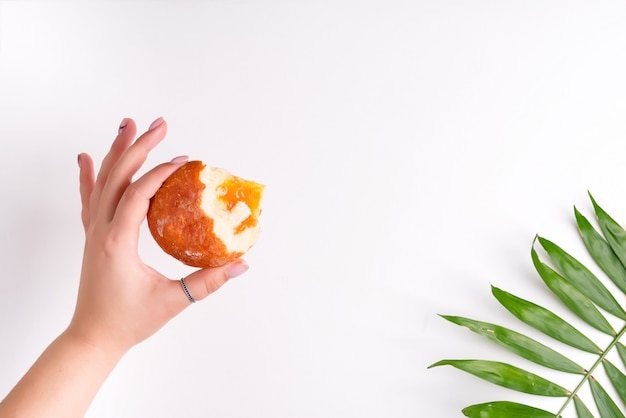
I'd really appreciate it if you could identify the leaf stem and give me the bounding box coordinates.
[555,323,626,417]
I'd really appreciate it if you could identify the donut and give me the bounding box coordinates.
[147,161,264,268]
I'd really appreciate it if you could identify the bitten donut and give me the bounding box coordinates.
[147,161,264,268]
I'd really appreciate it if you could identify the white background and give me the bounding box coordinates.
[2,1,626,417]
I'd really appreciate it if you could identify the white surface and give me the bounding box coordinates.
[2,1,626,417]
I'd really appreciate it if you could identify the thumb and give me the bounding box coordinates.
[180,260,249,305]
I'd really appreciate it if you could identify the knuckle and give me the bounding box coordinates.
[123,182,144,202]
[204,274,227,296]
[100,228,127,258]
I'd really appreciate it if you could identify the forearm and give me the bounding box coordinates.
[0,329,126,418]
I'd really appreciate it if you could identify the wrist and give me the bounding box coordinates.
[62,324,130,365]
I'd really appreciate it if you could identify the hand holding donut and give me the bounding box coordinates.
[0,117,252,418]
[69,117,250,353]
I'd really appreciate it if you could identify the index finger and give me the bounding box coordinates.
[89,118,137,222]
[97,117,167,224]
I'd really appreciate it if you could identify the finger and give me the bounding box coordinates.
[178,260,249,307]
[97,117,167,223]
[111,156,188,232]
[89,118,137,221]
[77,153,95,231]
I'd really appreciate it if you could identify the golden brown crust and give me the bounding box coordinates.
[147,161,243,268]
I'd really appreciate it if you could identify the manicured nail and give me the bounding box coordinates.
[226,261,249,279]
[118,118,128,134]
[148,116,164,131]
[169,155,189,164]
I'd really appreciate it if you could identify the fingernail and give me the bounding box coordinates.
[118,118,128,134]
[148,116,164,131]
[170,155,189,164]
[77,154,82,168]
[226,261,249,279]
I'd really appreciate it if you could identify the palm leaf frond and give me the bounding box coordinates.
[462,401,555,418]
[428,359,570,396]
[602,359,626,405]
[590,193,626,269]
[491,285,601,354]
[531,246,615,336]
[536,236,626,320]
[575,206,626,294]
[439,315,584,374]
[574,397,595,418]
[430,194,626,417]
[617,343,626,366]
[589,378,625,418]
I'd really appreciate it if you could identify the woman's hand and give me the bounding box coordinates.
[0,117,249,418]
[68,117,248,354]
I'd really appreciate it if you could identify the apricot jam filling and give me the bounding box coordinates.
[217,176,264,233]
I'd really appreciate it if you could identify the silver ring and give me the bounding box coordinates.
[180,277,196,304]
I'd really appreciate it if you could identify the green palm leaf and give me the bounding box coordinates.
[462,401,555,418]
[431,194,626,417]
[589,377,625,418]
[575,206,626,294]
[536,236,626,320]
[428,359,569,396]
[531,246,615,336]
[617,343,626,367]
[574,397,595,418]
[440,315,584,374]
[602,360,626,405]
[491,285,601,354]
[590,193,626,271]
